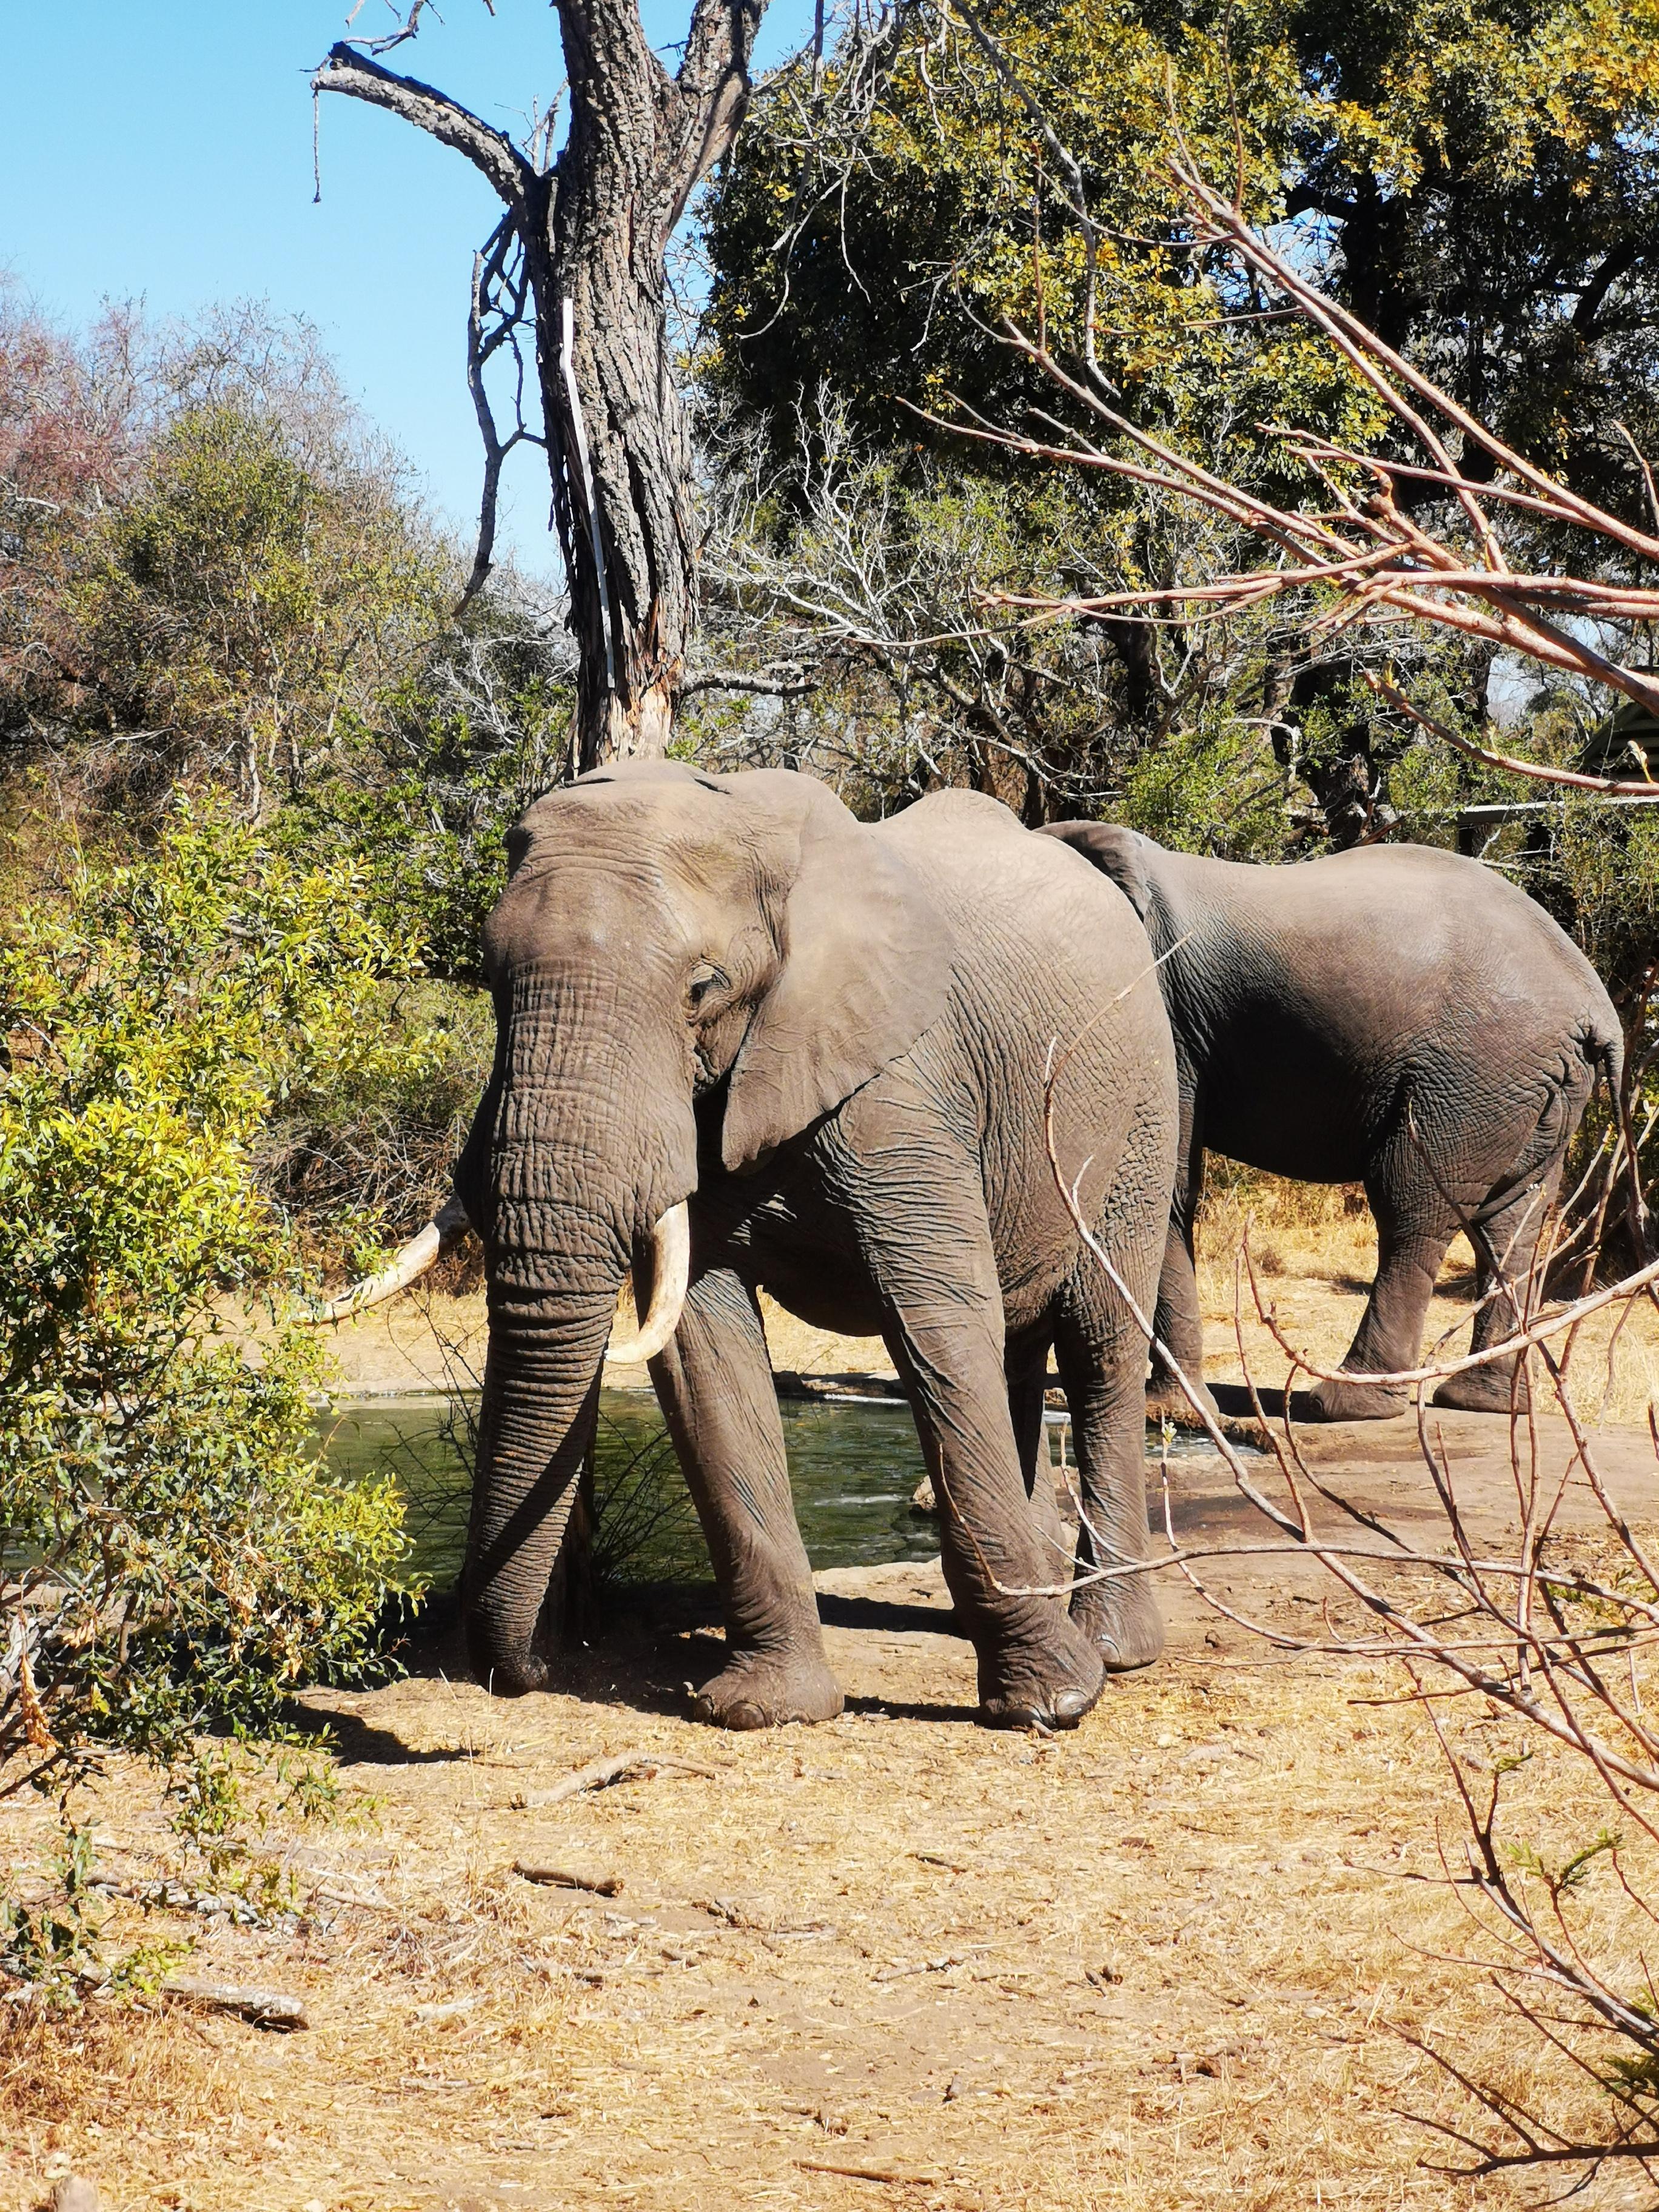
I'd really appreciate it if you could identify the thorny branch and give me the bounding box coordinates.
[1034,1032,1659,2184]
[899,9,1659,758]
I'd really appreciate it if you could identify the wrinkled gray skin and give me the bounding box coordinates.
[454,764,1176,1730]
[1039,823,1623,1423]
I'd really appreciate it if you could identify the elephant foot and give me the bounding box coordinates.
[977,1614,1104,1732]
[690,1647,845,1731]
[1145,1370,1220,1429]
[1307,1374,1409,1422]
[1432,1361,1530,1415]
[468,1640,551,1698]
[1071,1571,1165,1674]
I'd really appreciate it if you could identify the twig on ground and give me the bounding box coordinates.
[796,2159,944,2185]
[507,1749,722,1811]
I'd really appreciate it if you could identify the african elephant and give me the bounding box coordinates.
[1037,823,1623,1423]
[358,765,1177,1730]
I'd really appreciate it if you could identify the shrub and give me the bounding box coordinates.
[0,804,428,1777]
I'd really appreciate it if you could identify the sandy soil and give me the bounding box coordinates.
[7,1402,1659,2211]
[8,1185,1659,2211]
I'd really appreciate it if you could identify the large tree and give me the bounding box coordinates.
[701,0,1659,835]
[315,0,767,766]
[313,0,773,1646]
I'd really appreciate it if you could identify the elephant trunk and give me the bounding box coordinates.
[457,954,701,1695]
[463,1279,621,1695]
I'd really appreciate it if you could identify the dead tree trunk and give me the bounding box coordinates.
[315,1,765,1641]
[315,0,763,766]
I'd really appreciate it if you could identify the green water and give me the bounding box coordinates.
[323,1387,1232,1589]
[322,1387,939,1586]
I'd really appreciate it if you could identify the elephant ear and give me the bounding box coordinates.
[1039,820,1154,922]
[722,783,957,1175]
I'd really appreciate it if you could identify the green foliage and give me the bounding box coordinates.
[284,612,576,985]
[1275,0,1659,512]
[707,0,1378,483]
[64,401,452,808]
[711,0,1659,503]
[0,306,470,831]
[0,806,421,1772]
[1,1820,189,2011]
[1115,703,1293,856]
[702,0,1659,837]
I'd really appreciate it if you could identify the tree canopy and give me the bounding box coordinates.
[695,0,1659,834]
[709,0,1659,509]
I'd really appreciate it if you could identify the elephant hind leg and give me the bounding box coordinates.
[1052,1091,1169,1672]
[866,1159,1103,1731]
[1431,1164,1563,1414]
[1309,1168,1457,1423]
[1054,1273,1165,1673]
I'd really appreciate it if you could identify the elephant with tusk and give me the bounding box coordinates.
[315,763,1177,1731]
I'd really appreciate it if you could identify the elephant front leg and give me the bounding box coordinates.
[649,1269,842,1729]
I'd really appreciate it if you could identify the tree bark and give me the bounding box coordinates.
[315,0,765,765]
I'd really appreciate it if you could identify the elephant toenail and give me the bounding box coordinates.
[1051,1686,1096,1726]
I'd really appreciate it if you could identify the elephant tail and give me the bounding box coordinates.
[1580,1013,1647,1260]
[1583,1013,1624,1101]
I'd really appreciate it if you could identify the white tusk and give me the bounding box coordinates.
[604,1202,691,1365]
[301,1197,472,1325]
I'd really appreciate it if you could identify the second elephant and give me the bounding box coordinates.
[1039,823,1623,1421]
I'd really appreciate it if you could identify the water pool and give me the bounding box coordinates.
[323,1387,937,1585]
[323,1387,1227,1587]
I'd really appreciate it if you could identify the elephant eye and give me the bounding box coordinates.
[687,962,728,1014]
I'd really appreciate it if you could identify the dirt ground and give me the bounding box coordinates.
[7,1193,1659,2212]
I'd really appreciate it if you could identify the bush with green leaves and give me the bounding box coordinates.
[1,303,460,821]
[284,600,577,988]
[0,805,429,1778]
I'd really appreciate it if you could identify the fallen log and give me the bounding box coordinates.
[163,1976,309,2030]
[512,1863,623,1897]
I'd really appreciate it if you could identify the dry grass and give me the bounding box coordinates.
[16,1175,1658,2207]
[5,1578,1658,2212]
[1198,1167,1659,1426]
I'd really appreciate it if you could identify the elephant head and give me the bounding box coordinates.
[397,763,954,1694]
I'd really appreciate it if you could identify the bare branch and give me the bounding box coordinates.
[311,42,537,213]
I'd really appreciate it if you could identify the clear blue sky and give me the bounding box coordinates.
[0,2,809,574]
